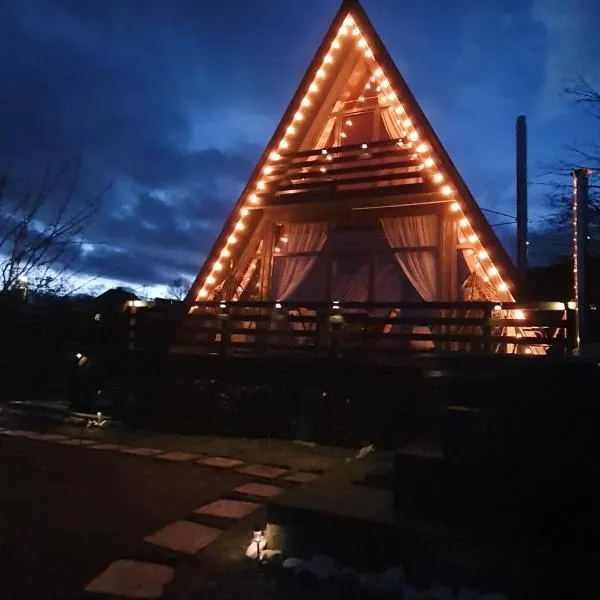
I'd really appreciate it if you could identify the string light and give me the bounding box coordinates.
[294,112,303,121]
[228,235,237,244]
[257,181,266,190]
[316,69,326,79]
[498,282,508,291]
[450,202,460,212]
[409,131,419,141]
[459,218,469,227]
[241,208,249,216]
[309,83,318,92]
[468,234,477,243]
[433,173,443,183]
[235,222,245,231]
[441,185,452,196]
[478,250,488,259]
[302,98,311,107]
[403,118,412,128]
[324,54,333,64]
[488,267,498,276]
[365,49,373,59]
[321,149,328,155]
[344,16,354,26]
[358,39,367,48]
[375,67,383,77]
[358,95,365,102]
[198,289,208,298]
[346,119,353,126]
[395,106,404,114]
[352,27,360,36]
[424,157,434,168]
[269,152,281,161]
[339,26,348,35]
[249,194,259,204]
[332,39,341,49]
[286,125,296,135]
[263,166,273,174]
[220,248,231,258]
[206,275,216,284]
[279,139,289,149]
[416,143,428,153]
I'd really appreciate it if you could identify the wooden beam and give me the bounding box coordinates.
[258,222,276,300]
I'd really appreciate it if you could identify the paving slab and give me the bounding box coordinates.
[121,447,164,456]
[197,456,244,469]
[59,438,96,446]
[233,482,283,499]
[144,520,221,554]
[237,464,288,479]
[284,471,320,484]
[154,451,199,462]
[90,442,126,451]
[84,559,175,598]
[194,499,260,519]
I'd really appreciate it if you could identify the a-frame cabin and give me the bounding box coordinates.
[177,0,564,357]
[187,0,516,308]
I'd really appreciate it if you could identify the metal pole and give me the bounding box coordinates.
[571,168,592,355]
[516,116,528,285]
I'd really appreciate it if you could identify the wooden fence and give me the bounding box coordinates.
[129,300,574,361]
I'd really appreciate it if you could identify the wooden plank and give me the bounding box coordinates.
[267,149,419,172]
[267,159,421,182]
[272,170,424,193]
[288,136,406,159]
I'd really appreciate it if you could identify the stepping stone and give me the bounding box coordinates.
[37,433,69,441]
[90,443,126,451]
[237,464,287,479]
[122,447,164,456]
[197,456,243,469]
[59,438,96,446]
[194,499,260,519]
[233,482,283,498]
[145,521,221,554]
[284,471,320,484]
[154,451,199,462]
[85,559,174,598]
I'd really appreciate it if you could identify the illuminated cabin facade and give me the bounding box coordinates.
[187,0,517,310]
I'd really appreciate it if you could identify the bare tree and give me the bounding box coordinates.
[541,77,600,257]
[167,276,191,301]
[0,159,106,296]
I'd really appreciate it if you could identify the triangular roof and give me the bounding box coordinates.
[186,0,517,309]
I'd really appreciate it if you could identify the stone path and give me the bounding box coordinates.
[0,427,323,599]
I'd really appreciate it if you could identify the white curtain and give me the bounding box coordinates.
[380,215,438,301]
[272,223,327,300]
[331,264,369,302]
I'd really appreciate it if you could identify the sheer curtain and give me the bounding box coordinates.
[380,215,438,301]
[331,265,369,302]
[272,223,327,300]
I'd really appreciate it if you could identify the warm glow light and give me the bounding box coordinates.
[358,38,367,48]
[302,98,311,107]
[263,166,273,175]
[206,275,216,284]
[483,275,490,282]
[316,69,326,79]
[376,86,381,92]
[375,67,383,77]
[274,247,281,253]
[424,157,435,168]
[281,237,288,243]
[416,143,428,153]
[352,27,360,36]
[235,221,245,231]
[213,262,223,271]
[228,235,237,244]
[361,143,368,149]
[468,234,477,243]
[488,267,498,276]
[514,309,526,320]
[286,125,296,135]
[433,172,443,183]
[309,83,318,92]
[403,118,412,128]
[221,248,231,258]
[241,208,249,216]
[321,149,328,155]
[339,26,348,35]
[358,95,365,102]
[467,249,474,255]
[498,282,508,291]
[370,75,376,82]
[341,132,347,138]
[320,167,327,173]
[324,54,333,63]
[346,119,353,126]
[344,16,354,26]
[450,202,460,212]
[327,155,333,161]
[270,152,281,161]
[294,112,303,121]
[249,194,259,204]
[279,139,289,149]
[198,289,208,298]
[395,106,404,114]
[257,181,266,190]
[441,185,452,196]
[459,218,469,227]
[409,131,419,141]
[478,250,488,259]
[525,348,532,354]
[365,49,373,58]
[365,83,371,89]
[381,80,390,89]
[387,93,397,101]
[459,237,466,243]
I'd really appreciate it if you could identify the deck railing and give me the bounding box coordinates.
[130,300,574,360]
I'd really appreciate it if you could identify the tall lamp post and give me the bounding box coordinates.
[572,168,592,355]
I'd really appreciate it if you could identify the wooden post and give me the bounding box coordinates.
[439,210,457,301]
[258,222,276,301]
[482,304,493,354]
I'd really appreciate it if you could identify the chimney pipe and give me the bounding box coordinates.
[516,115,528,287]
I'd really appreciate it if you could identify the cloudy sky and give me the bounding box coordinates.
[1,0,598,296]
